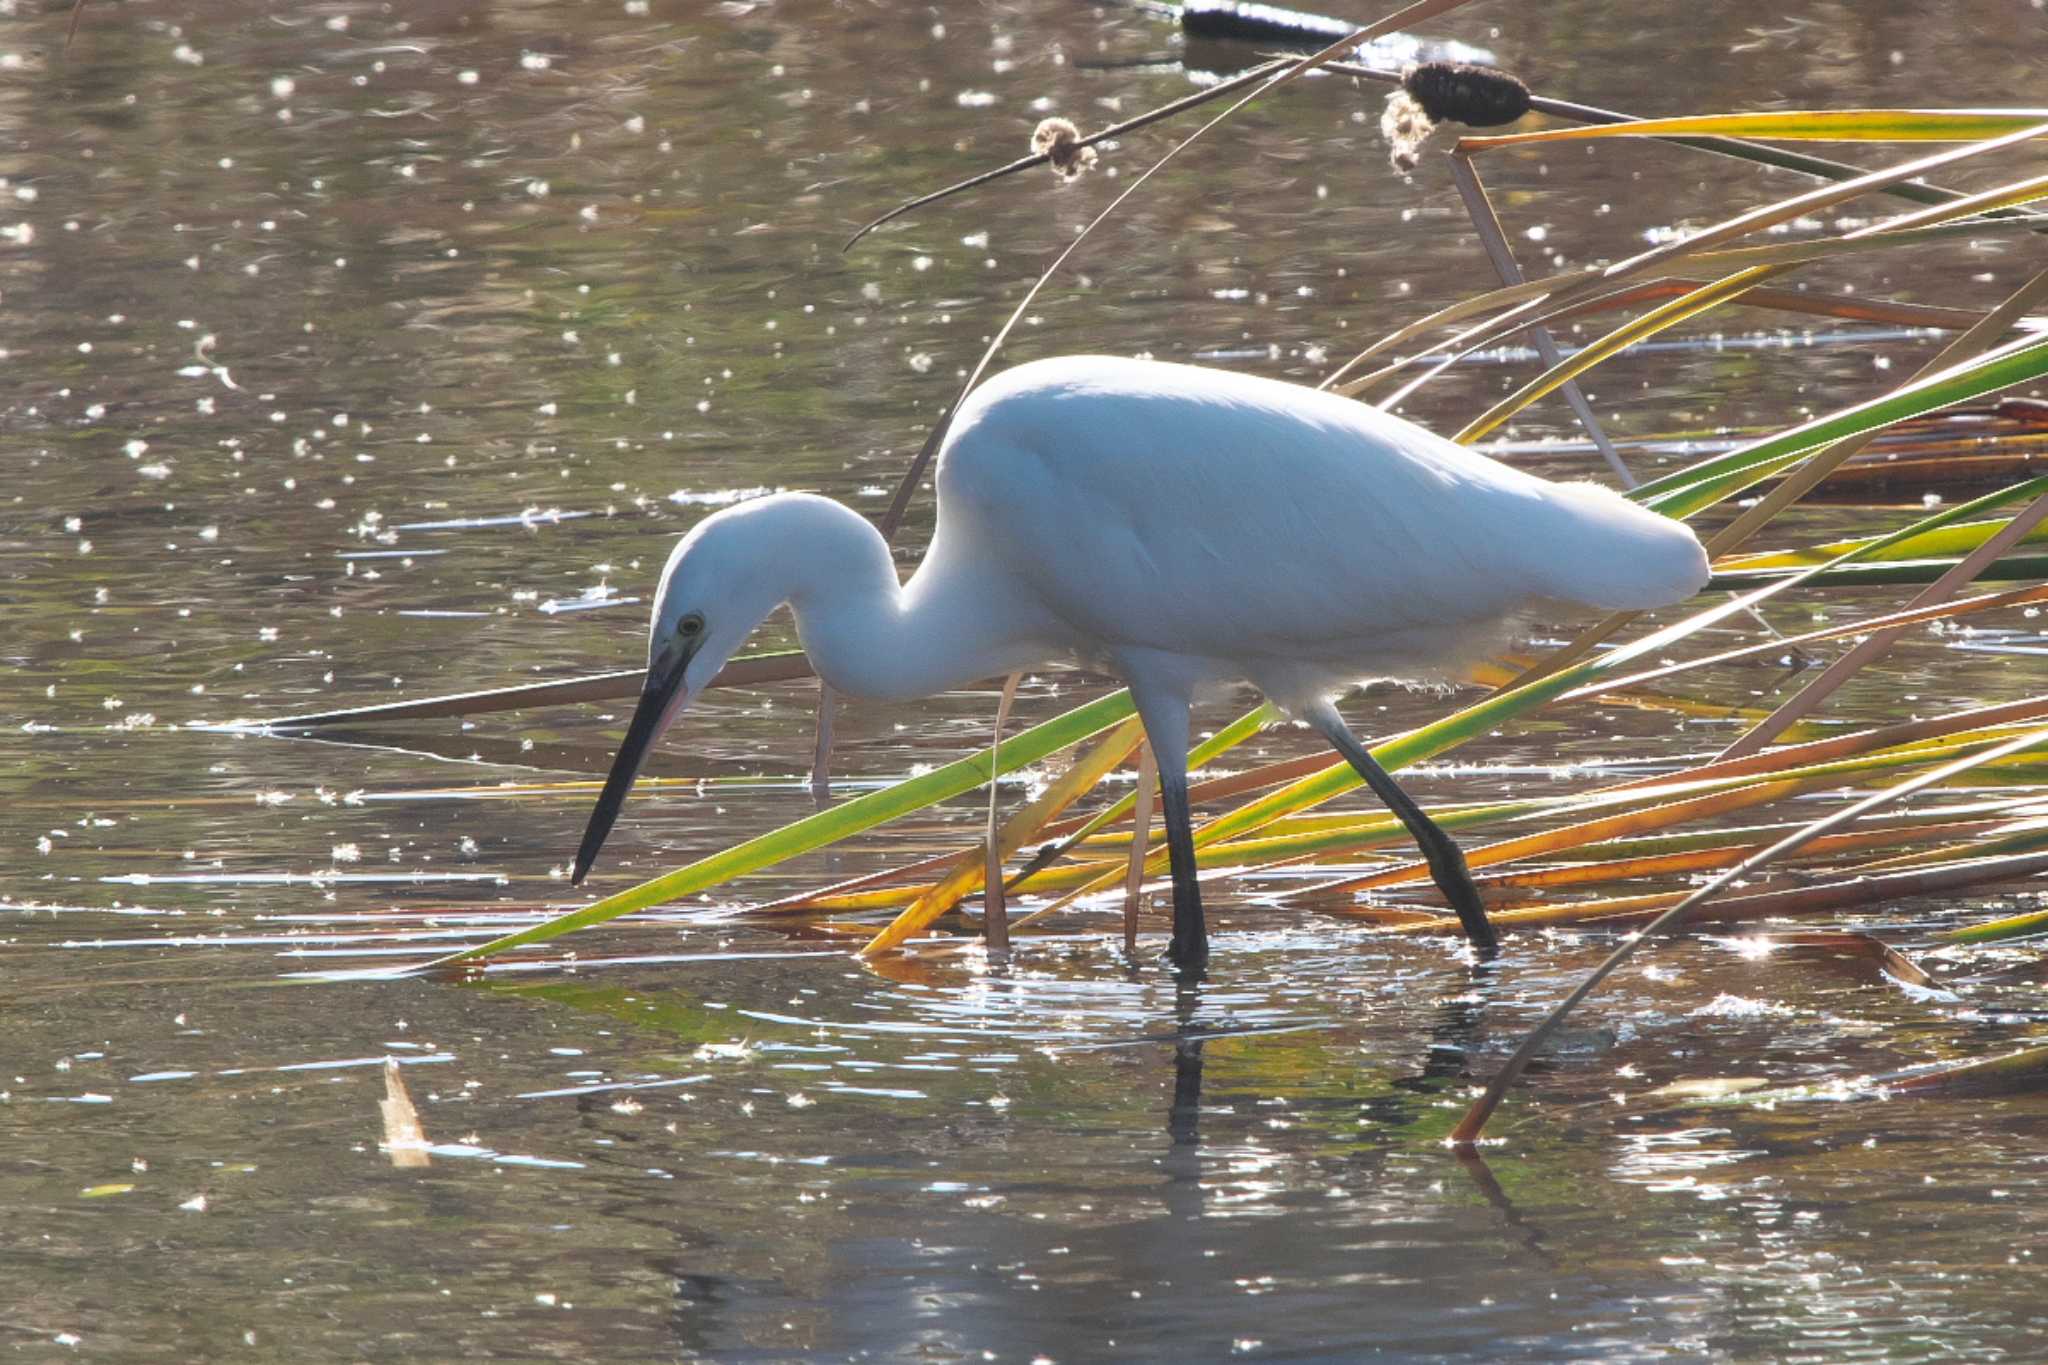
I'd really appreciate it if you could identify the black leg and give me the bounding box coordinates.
[1310,704,1500,955]
[1158,766,1209,974]
[1126,678,1209,975]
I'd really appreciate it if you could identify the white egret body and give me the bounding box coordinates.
[574,356,1711,968]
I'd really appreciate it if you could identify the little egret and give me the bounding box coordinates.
[571,356,1709,968]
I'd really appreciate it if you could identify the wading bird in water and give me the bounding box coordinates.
[571,356,1709,970]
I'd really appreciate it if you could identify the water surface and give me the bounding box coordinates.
[6,0,2048,1358]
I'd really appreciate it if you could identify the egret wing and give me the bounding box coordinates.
[936,357,1697,672]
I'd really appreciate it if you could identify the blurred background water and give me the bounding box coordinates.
[6,0,2048,1358]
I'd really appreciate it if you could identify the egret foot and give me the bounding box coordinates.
[1306,700,1500,956]
[1413,828,1496,956]
[1166,903,1209,976]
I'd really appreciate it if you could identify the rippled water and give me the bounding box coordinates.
[7,0,2048,1358]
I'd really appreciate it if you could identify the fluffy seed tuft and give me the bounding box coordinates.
[1031,117,1098,182]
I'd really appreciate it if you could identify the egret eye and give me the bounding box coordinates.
[678,612,705,639]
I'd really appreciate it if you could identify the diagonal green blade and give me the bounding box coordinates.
[423,690,1137,967]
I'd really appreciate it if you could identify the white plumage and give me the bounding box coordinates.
[573,356,1711,970]
[925,356,1705,706]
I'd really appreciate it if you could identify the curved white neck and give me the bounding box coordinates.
[782,508,1054,702]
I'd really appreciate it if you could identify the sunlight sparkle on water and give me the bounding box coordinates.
[3,4,2044,1359]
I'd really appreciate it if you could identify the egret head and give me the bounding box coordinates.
[569,498,809,885]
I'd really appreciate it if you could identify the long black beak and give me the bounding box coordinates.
[571,638,697,885]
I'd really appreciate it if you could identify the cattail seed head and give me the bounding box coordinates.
[1381,62,1531,172]
[1403,61,1532,129]
[1031,116,1098,182]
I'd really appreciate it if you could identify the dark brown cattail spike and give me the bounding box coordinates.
[1401,61,1532,129]
[1380,62,1532,173]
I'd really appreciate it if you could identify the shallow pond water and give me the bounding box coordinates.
[6,0,2048,1359]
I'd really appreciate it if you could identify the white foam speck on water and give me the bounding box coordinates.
[1691,994,1795,1020]
[667,486,777,508]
